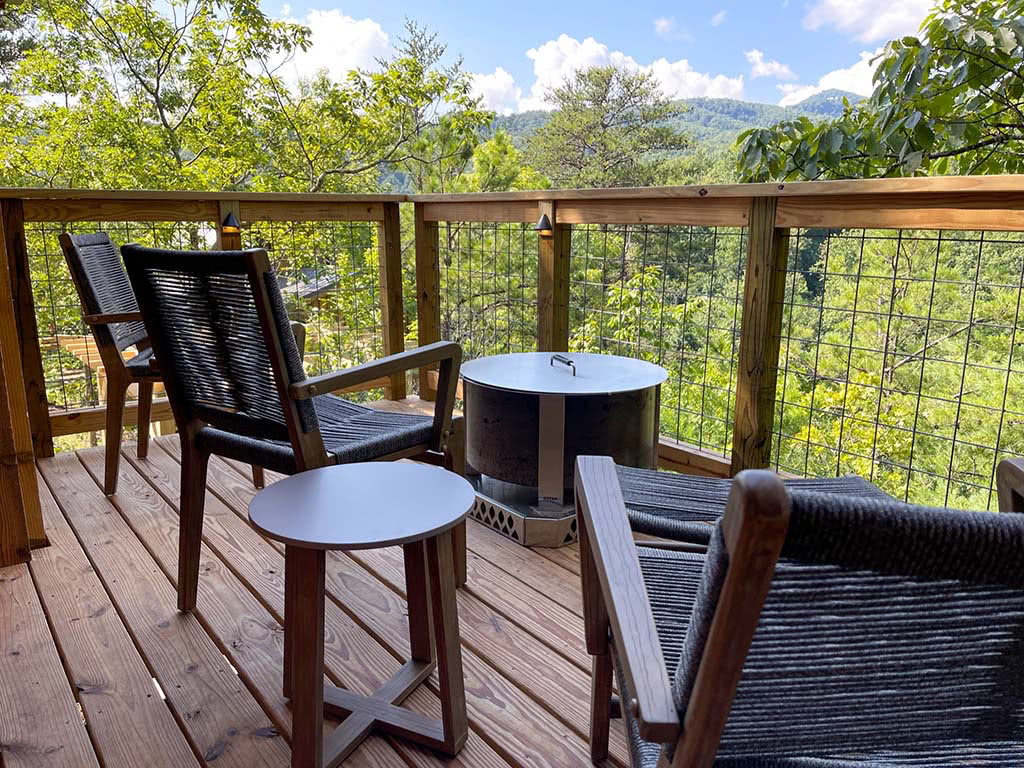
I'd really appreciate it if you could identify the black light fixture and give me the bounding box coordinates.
[534,213,553,237]
[221,211,241,234]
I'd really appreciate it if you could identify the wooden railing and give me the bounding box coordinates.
[0,175,1023,565]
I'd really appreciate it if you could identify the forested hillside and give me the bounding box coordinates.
[491,89,861,147]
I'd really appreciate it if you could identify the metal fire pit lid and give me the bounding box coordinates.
[460,352,667,396]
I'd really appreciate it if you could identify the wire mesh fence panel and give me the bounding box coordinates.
[774,227,1024,510]
[243,219,384,397]
[437,221,539,360]
[26,220,216,451]
[568,223,747,457]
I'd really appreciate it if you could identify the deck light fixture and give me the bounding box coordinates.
[221,211,241,235]
[534,213,553,237]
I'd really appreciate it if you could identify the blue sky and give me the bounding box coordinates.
[270,0,936,111]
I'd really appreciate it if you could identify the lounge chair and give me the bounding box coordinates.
[576,455,1024,766]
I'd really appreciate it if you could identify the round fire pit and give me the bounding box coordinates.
[461,352,667,546]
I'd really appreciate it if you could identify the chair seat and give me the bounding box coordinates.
[616,467,893,545]
[123,346,160,379]
[619,548,1024,768]
[197,394,434,475]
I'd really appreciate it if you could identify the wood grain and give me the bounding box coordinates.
[238,201,385,222]
[0,563,100,768]
[658,437,731,478]
[730,197,789,475]
[536,202,569,353]
[574,455,678,742]
[136,442,508,768]
[76,447,393,768]
[49,398,175,437]
[38,451,291,768]
[29,469,201,768]
[2,199,53,459]
[24,199,219,223]
[776,191,1024,231]
[378,202,406,400]
[414,205,441,400]
[555,197,748,227]
[420,200,538,223]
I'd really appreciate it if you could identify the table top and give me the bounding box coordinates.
[460,352,667,396]
[248,463,475,550]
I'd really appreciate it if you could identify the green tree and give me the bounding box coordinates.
[738,0,1024,180]
[526,65,690,188]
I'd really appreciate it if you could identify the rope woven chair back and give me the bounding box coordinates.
[674,492,1024,762]
[59,232,148,353]
[121,245,316,442]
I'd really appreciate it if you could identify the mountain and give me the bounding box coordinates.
[489,89,862,148]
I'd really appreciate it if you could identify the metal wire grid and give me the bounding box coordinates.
[437,221,538,360]
[568,223,747,457]
[29,219,386,417]
[26,220,215,415]
[243,220,384,384]
[774,227,1024,510]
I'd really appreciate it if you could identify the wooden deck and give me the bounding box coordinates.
[0,435,632,768]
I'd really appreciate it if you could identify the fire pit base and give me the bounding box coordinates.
[467,474,578,548]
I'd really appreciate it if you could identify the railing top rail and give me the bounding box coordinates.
[410,174,1024,203]
[0,188,406,203]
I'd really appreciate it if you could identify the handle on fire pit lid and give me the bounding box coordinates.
[550,354,576,376]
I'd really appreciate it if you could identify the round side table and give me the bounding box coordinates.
[249,462,475,768]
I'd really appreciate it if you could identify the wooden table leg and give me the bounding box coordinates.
[403,540,434,663]
[287,545,325,768]
[426,532,468,755]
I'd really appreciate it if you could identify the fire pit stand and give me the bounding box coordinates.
[461,352,667,547]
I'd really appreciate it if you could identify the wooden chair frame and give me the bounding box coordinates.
[60,233,160,495]
[576,454,1024,768]
[127,248,466,619]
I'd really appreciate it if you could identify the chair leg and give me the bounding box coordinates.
[444,417,468,587]
[103,373,127,496]
[136,380,153,460]
[251,465,265,489]
[177,434,210,613]
[590,652,613,763]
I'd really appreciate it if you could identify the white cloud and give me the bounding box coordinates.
[711,10,727,27]
[278,9,391,82]
[471,68,522,115]
[745,49,797,80]
[518,34,743,111]
[803,0,932,43]
[653,17,692,42]
[777,49,879,106]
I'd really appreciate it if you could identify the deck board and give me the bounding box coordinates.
[39,452,291,768]
[0,562,99,768]
[30,468,201,768]
[3,440,622,768]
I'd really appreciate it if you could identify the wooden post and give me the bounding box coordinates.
[411,201,440,403]
[537,201,570,352]
[378,201,406,400]
[2,199,53,459]
[730,197,790,475]
[215,200,241,250]
[0,203,44,558]
[415,203,441,401]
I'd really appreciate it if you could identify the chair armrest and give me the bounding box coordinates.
[83,311,143,326]
[997,458,1024,513]
[288,341,461,400]
[575,455,680,743]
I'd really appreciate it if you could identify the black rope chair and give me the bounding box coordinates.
[577,455,1024,767]
[121,245,465,616]
[58,232,168,495]
[60,232,266,495]
[616,464,894,546]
